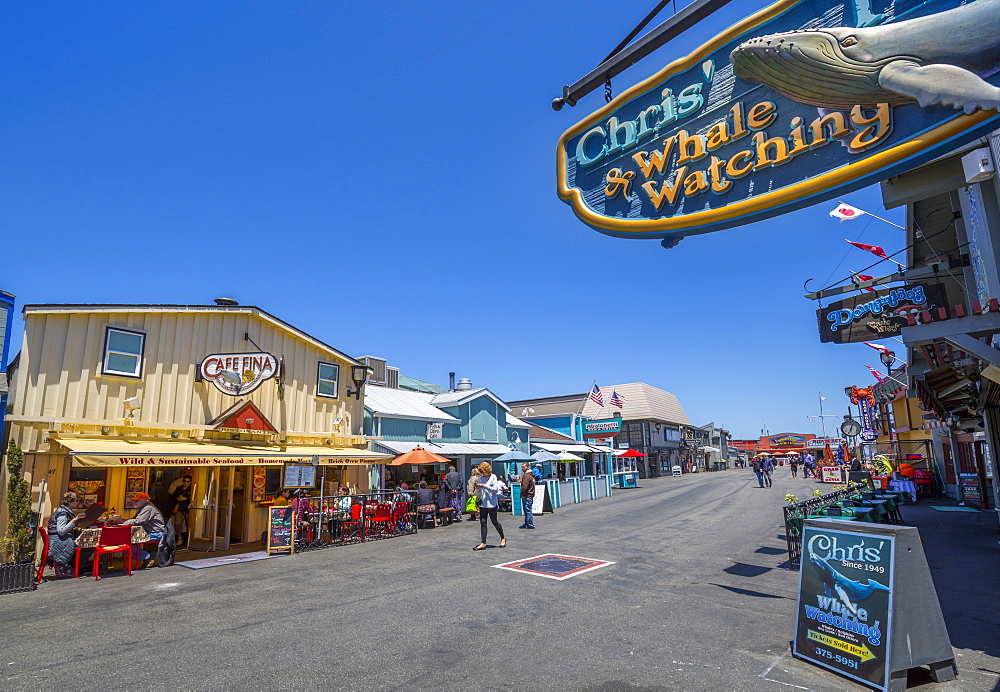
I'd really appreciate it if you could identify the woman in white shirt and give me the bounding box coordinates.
[473,462,506,551]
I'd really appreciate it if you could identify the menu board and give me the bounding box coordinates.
[283,464,316,489]
[251,468,266,502]
[267,506,295,555]
[124,468,147,508]
[794,523,894,690]
[958,473,983,505]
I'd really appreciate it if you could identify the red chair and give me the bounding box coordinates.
[340,503,364,542]
[36,526,83,582]
[368,503,392,538]
[390,501,408,534]
[92,526,133,580]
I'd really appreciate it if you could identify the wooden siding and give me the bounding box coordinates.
[10,307,363,449]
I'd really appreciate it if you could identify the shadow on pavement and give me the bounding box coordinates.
[723,562,772,578]
[710,583,788,599]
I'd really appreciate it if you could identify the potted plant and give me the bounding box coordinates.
[0,440,37,593]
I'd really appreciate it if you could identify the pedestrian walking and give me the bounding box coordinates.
[761,456,774,487]
[444,465,463,521]
[473,462,506,551]
[466,467,481,521]
[518,462,535,529]
[803,452,815,478]
[751,457,766,487]
[789,456,799,479]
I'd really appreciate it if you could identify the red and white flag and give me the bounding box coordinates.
[589,384,604,407]
[851,271,877,293]
[863,341,891,355]
[830,203,865,221]
[845,239,891,260]
[609,390,628,408]
[866,366,886,383]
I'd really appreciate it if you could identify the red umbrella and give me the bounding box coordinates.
[387,446,450,466]
[619,449,647,457]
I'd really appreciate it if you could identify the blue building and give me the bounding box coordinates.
[0,290,14,437]
[364,375,531,487]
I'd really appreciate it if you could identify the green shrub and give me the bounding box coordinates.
[0,439,34,563]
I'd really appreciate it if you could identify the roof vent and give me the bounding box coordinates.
[457,378,473,391]
[214,297,239,306]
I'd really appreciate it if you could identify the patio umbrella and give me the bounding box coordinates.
[531,450,560,462]
[492,449,535,462]
[619,448,647,457]
[387,446,450,466]
[556,451,585,462]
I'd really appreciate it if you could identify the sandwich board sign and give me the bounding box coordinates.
[794,519,956,689]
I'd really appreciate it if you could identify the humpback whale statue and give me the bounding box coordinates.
[809,552,890,615]
[730,0,1000,113]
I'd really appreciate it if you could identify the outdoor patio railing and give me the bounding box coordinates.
[781,481,871,568]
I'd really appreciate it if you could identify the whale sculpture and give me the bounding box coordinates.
[809,552,890,615]
[730,0,1000,113]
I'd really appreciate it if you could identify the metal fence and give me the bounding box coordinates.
[781,481,871,568]
[292,491,418,552]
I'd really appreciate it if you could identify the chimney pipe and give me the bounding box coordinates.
[449,372,456,391]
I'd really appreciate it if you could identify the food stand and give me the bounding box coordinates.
[613,449,644,488]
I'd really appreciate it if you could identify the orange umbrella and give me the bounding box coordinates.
[824,441,834,464]
[387,446,450,466]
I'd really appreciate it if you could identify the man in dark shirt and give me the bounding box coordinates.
[444,465,463,521]
[171,475,192,547]
[519,463,536,529]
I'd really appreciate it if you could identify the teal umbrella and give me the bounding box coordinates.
[492,449,536,462]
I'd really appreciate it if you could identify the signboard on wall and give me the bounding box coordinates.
[771,433,806,447]
[283,464,316,488]
[200,352,277,395]
[818,284,947,344]
[426,422,443,440]
[582,418,624,438]
[556,0,1000,242]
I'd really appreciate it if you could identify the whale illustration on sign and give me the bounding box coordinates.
[731,0,1000,113]
[809,552,890,615]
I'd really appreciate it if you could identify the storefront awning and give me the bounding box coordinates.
[375,441,513,456]
[54,437,393,467]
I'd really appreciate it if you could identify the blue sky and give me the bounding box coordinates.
[0,2,905,438]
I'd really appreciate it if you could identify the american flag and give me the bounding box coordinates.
[609,390,627,408]
[589,384,604,406]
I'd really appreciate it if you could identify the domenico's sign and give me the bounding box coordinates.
[557,0,1000,242]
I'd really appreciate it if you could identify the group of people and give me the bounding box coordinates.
[751,452,820,487]
[46,488,169,577]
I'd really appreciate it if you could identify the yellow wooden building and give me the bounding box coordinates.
[1,300,389,550]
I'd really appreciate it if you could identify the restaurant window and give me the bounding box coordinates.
[102,327,145,378]
[317,361,339,398]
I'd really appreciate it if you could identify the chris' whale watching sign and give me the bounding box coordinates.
[556,0,1000,241]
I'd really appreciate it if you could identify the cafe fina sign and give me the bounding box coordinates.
[556,0,1000,241]
[200,352,278,396]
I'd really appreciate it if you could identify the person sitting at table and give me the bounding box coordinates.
[272,488,292,506]
[291,489,315,532]
[110,492,165,569]
[46,491,91,577]
[415,481,439,527]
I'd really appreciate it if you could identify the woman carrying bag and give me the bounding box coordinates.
[473,462,506,551]
[466,467,481,521]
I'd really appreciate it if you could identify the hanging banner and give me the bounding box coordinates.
[848,386,878,442]
[795,524,894,689]
[817,283,947,344]
[557,0,1000,241]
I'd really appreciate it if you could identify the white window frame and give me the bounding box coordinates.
[317,361,339,399]
[102,326,145,378]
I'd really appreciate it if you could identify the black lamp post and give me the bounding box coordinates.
[347,364,371,399]
[879,349,896,371]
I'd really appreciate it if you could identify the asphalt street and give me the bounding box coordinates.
[1,469,997,690]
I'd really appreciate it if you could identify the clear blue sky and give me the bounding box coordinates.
[0,1,904,438]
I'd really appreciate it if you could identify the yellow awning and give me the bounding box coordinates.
[53,437,393,467]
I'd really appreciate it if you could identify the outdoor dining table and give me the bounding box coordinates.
[75,524,150,548]
[831,503,877,522]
